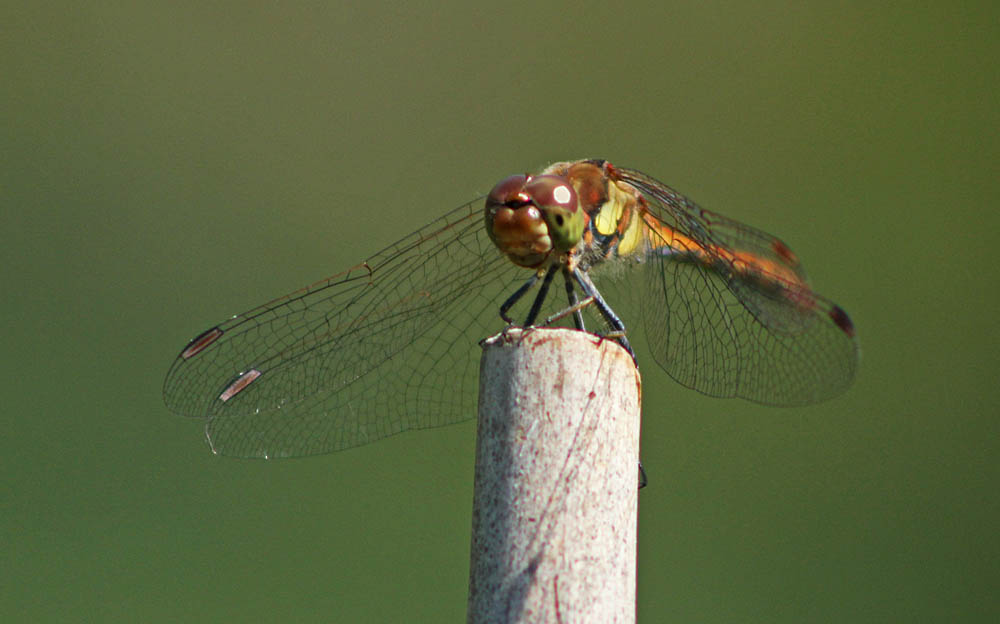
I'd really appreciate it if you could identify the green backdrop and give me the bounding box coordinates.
[4,1,997,621]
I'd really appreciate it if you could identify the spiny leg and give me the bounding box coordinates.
[523,264,559,327]
[499,271,541,323]
[561,265,585,331]
[571,268,636,363]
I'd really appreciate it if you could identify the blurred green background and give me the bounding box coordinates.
[4,1,997,621]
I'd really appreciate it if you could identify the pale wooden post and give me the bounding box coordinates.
[467,327,641,623]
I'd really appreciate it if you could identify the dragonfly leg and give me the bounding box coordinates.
[571,268,637,364]
[500,272,542,323]
[522,264,559,327]
[638,460,647,489]
[561,265,585,330]
[543,295,594,327]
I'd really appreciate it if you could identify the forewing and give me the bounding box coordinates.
[163,198,526,457]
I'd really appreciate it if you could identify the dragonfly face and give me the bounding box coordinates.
[164,159,859,458]
[484,173,584,268]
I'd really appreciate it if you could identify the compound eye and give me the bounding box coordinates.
[523,175,577,213]
[486,174,530,208]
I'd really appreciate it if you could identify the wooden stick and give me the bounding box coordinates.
[468,327,641,623]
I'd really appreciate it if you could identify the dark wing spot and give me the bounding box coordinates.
[828,305,855,337]
[180,327,224,359]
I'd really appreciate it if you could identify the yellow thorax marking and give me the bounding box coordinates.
[594,181,645,257]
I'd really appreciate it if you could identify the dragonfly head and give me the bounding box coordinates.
[484,173,584,268]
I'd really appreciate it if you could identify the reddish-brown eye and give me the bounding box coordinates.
[523,175,577,212]
[486,174,530,208]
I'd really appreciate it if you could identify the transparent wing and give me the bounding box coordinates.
[163,198,529,457]
[610,167,859,406]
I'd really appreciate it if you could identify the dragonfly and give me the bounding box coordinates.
[164,159,858,459]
